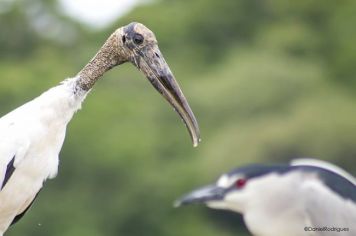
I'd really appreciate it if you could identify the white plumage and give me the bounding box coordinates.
[0,78,86,233]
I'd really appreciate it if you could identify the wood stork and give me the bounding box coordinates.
[0,22,200,234]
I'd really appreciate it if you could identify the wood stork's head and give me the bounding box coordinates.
[112,22,200,146]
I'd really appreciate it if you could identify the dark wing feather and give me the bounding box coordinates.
[1,156,15,190]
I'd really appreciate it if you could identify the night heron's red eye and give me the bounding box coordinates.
[235,178,247,188]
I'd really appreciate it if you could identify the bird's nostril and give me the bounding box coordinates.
[155,52,160,58]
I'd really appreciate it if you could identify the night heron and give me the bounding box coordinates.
[175,159,355,236]
[0,22,200,235]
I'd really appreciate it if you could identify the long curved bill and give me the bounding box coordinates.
[132,44,200,147]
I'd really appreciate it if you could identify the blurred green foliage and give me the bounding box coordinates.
[1,0,355,235]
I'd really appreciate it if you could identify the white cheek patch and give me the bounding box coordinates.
[217,174,230,188]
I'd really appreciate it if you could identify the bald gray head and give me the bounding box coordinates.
[78,22,200,146]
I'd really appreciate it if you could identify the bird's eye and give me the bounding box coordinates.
[133,33,144,45]
[235,178,247,188]
[122,35,126,44]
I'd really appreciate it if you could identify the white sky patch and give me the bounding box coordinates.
[58,0,144,29]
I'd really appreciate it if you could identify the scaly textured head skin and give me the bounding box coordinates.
[77,22,200,146]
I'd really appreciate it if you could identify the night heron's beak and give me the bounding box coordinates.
[174,184,226,207]
[133,44,200,147]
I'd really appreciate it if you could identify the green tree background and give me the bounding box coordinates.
[1,0,355,235]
